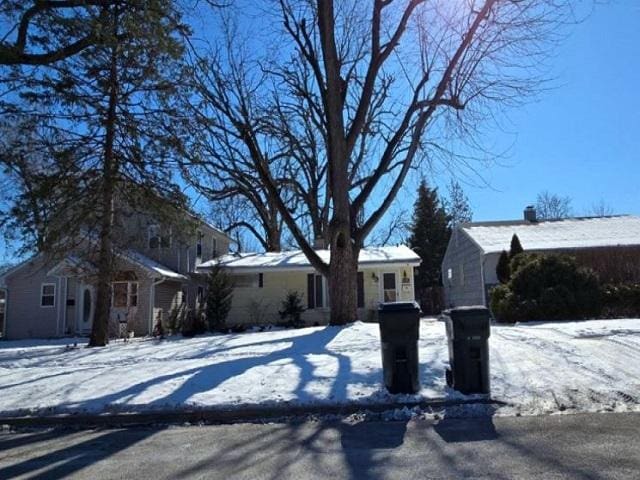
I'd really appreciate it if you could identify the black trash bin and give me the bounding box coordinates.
[443,307,491,395]
[378,301,421,394]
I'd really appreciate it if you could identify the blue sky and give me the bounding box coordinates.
[456,1,640,221]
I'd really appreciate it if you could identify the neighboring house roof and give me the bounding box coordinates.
[120,251,187,281]
[1,250,185,287]
[197,245,421,273]
[461,215,640,254]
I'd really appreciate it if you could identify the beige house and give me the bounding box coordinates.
[197,245,421,325]
[0,209,232,340]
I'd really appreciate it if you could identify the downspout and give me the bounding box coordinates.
[56,277,61,337]
[62,277,68,335]
[149,276,166,335]
[1,287,7,338]
[480,255,487,306]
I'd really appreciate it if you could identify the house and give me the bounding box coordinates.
[0,208,232,340]
[441,208,640,308]
[197,245,422,325]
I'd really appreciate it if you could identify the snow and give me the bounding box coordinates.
[122,250,186,280]
[463,215,640,254]
[198,245,421,273]
[0,318,639,418]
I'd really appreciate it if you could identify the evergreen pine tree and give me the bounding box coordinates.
[496,250,511,283]
[509,234,524,258]
[408,180,451,292]
[205,266,234,332]
[1,1,189,347]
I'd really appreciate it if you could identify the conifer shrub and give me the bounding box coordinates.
[490,253,601,323]
[279,291,306,328]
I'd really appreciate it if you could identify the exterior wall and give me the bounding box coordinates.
[225,266,416,326]
[4,257,62,339]
[116,208,230,275]
[441,228,485,308]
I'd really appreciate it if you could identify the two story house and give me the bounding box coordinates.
[0,205,231,340]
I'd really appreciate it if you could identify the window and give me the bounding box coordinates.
[382,273,397,302]
[149,225,171,249]
[234,274,260,288]
[112,282,139,308]
[258,273,264,288]
[212,237,218,258]
[307,273,325,309]
[148,224,160,249]
[357,272,364,309]
[41,283,56,307]
[196,231,203,259]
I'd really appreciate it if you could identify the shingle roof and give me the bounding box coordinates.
[462,215,640,254]
[197,245,421,273]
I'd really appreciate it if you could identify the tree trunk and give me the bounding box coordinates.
[89,8,119,347]
[328,237,358,325]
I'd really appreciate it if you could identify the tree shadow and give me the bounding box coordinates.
[51,325,372,414]
[0,427,159,480]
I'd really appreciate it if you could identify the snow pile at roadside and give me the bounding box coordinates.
[0,318,638,418]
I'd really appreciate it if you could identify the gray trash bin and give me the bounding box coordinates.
[378,301,421,394]
[443,307,491,395]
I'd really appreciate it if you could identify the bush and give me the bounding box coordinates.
[181,308,207,337]
[601,283,640,318]
[490,253,601,323]
[278,291,306,328]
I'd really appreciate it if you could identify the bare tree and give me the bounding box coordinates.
[190,0,570,325]
[536,190,573,220]
[588,199,615,217]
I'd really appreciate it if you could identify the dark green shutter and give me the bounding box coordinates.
[307,273,315,309]
[315,275,323,308]
[357,272,364,308]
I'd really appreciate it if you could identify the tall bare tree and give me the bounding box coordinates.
[189,0,570,325]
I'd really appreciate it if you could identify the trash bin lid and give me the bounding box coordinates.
[378,301,421,312]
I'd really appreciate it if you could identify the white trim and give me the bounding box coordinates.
[111,281,139,308]
[40,283,56,308]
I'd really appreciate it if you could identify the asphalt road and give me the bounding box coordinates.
[1,412,639,479]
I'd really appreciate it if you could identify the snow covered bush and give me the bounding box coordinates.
[490,253,601,323]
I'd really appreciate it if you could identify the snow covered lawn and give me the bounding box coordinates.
[0,318,639,418]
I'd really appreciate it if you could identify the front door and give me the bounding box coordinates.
[78,284,94,334]
[382,272,398,303]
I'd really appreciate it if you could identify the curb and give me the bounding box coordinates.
[0,397,505,429]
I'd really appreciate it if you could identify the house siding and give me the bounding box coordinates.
[4,257,61,339]
[224,266,416,326]
[442,228,485,308]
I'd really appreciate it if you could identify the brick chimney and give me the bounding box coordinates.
[524,205,537,222]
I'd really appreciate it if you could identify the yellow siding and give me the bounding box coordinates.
[227,265,416,326]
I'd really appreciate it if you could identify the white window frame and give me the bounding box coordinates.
[381,272,398,303]
[111,281,139,308]
[40,283,56,308]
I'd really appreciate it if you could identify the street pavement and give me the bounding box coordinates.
[1,411,639,479]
